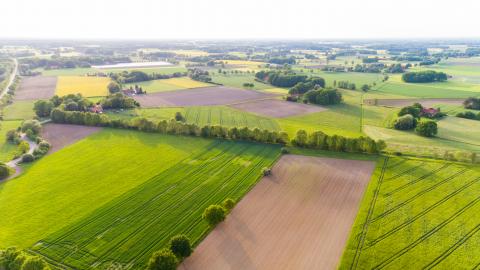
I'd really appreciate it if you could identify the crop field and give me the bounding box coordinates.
[27,136,280,269]
[56,76,111,97]
[133,86,276,107]
[182,155,375,270]
[277,90,363,137]
[3,100,35,120]
[38,66,188,76]
[434,103,477,115]
[0,120,22,162]
[369,98,464,108]
[15,76,57,100]
[437,116,480,146]
[340,157,480,269]
[294,69,383,87]
[371,75,480,99]
[230,99,327,118]
[125,77,211,93]
[40,123,102,153]
[364,125,480,158]
[211,73,274,90]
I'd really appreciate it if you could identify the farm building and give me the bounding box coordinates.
[89,104,103,113]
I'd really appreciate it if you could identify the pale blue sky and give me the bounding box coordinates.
[2,0,479,39]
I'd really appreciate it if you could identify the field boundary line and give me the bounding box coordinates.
[349,157,389,270]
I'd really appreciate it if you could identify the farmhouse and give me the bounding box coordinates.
[89,104,103,113]
[421,107,439,118]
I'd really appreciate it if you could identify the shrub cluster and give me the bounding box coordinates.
[415,120,438,137]
[0,247,50,270]
[337,81,356,90]
[255,70,309,88]
[304,88,342,105]
[456,111,480,120]
[110,70,186,84]
[463,97,480,110]
[402,70,447,83]
[288,77,325,95]
[292,130,385,154]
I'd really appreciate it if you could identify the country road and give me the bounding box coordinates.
[0,58,18,100]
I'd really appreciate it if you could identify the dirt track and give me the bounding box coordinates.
[230,99,327,118]
[133,86,276,107]
[180,155,375,270]
[41,123,101,153]
[16,76,57,100]
[366,98,465,108]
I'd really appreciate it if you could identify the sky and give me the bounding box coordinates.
[2,0,479,40]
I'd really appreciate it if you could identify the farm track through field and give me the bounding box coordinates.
[383,163,451,197]
[370,168,467,223]
[349,157,389,270]
[366,177,480,248]
[372,193,480,269]
[384,161,426,181]
[423,222,480,269]
[34,141,279,269]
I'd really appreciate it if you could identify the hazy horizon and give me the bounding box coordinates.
[2,0,479,40]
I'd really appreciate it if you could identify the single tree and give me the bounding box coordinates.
[169,235,192,259]
[147,249,178,270]
[202,205,226,227]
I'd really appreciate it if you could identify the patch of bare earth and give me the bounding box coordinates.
[180,155,375,270]
[366,98,465,108]
[41,123,101,154]
[15,76,57,101]
[133,86,276,107]
[230,99,327,118]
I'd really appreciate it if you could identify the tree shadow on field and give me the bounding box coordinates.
[216,226,256,269]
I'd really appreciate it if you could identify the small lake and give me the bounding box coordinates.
[92,61,173,69]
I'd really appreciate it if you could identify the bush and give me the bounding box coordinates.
[463,97,480,110]
[33,100,54,117]
[0,163,10,179]
[281,147,289,154]
[21,120,41,135]
[394,114,417,130]
[222,198,235,211]
[262,167,272,176]
[147,249,178,270]
[202,205,226,227]
[107,81,121,94]
[456,111,478,120]
[398,103,422,118]
[175,112,185,122]
[21,153,35,163]
[21,256,50,270]
[169,235,192,259]
[18,141,30,154]
[415,120,438,137]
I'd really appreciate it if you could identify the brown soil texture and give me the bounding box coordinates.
[180,155,375,270]
[367,98,465,108]
[133,86,276,107]
[15,76,57,100]
[41,123,101,154]
[230,99,327,118]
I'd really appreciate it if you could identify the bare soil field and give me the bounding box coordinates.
[181,155,375,270]
[133,86,276,107]
[15,76,57,100]
[41,123,101,153]
[365,98,465,107]
[230,99,327,118]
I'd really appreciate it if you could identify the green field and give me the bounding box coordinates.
[341,157,480,269]
[437,116,480,146]
[211,73,274,90]
[0,129,280,269]
[3,100,35,120]
[106,106,281,131]
[0,120,22,162]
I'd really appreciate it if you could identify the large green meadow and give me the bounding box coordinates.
[0,129,280,269]
[341,157,480,269]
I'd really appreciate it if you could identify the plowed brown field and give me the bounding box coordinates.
[181,155,375,270]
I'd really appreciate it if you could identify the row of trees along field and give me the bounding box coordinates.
[50,109,386,154]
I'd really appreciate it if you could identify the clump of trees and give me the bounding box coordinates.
[402,70,448,83]
[304,88,342,105]
[268,57,296,65]
[394,114,417,130]
[337,81,356,90]
[101,93,139,109]
[107,81,121,93]
[110,70,186,84]
[33,100,54,117]
[415,120,438,137]
[456,111,480,120]
[464,97,480,110]
[255,70,309,88]
[291,130,386,154]
[0,247,51,270]
[288,77,325,95]
[242,83,254,88]
[188,68,212,83]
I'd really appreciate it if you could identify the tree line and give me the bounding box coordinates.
[50,110,385,154]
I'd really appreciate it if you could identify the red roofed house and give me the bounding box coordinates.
[90,104,103,114]
[421,107,439,118]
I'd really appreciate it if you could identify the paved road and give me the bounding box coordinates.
[5,134,37,179]
[0,58,18,100]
